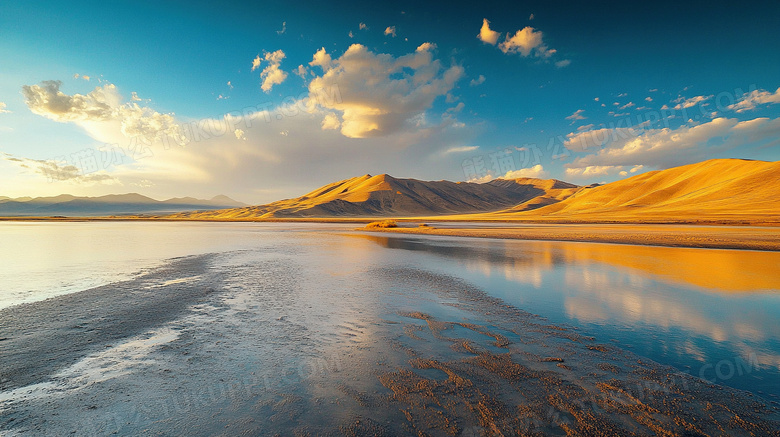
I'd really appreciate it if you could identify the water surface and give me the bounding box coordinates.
[2,221,778,399]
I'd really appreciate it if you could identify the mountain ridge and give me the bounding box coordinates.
[172,174,583,219]
[0,193,246,217]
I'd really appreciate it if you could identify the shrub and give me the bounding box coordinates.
[365,220,398,229]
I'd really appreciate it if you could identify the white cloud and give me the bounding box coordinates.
[728,87,780,113]
[348,30,354,38]
[17,74,478,202]
[477,18,500,45]
[565,165,618,178]
[470,75,486,86]
[416,42,436,52]
[359,22,368,30]
[307,44,463,138]
[21,80,187,151]
[276,21,286,35]
[294,64,308,79]
[4,153,120,185]
[309,48,332,69]
[251,55,261,72]
[577,123,594,131]
[563,116,780,175]
[442,145,478,155]
[22,80,117,122]
[384,26,396,37]
[502,164,549,179]
[645,96,653,102]
[555,59,571,68]
[130,92,142,101]
[234,128,246,140]
[0,102,10,114]
[673,95,712,110]
[73,74,90,81]
[499,26,554,57]
[565,109,586,122]
[258,50,288,93]
[619,102,635,110]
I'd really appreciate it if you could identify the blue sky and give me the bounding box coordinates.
[1,0,779,202]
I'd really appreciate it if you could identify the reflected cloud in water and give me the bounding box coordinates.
[354,232,780,396]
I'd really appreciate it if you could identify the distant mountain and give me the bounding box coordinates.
[172,174,583,219]
[0,193,245,217]
[503,159,780,222]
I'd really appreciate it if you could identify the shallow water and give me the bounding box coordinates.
[1,221,779,434]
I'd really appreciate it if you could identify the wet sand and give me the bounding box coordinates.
[365,223,780,251]
[2,248,779,435]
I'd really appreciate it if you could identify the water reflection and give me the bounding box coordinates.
[356,232,780,397]
[356,233,780,293]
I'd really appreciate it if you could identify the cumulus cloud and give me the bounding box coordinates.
[309,48,332,69]
[251,55,261,72]
[499,26,555,57]
[470,75,486,86]
[22,80,183,146]
[416,42,436,52]
[728,87,780,113]
[307,44,464,138]
[563,116,780,177]
[294,65,308,79]
[477,18,500,45]
[234,128,246,140]
[16,78,477,202]
[502,164,548,179]
[384,26,396,37]
[22,80,117,122]
[321,113,340,130]
[258,50,288,93]
[0,102,10,113]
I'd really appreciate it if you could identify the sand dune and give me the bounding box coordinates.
[172,174,582,219]
[498,159,780,223]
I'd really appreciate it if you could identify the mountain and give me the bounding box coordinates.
[172,174,583,219]
[0,194,246,217]
[500,159,780,222]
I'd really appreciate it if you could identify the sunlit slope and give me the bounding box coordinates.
[173,175,582,218]
[489,159,780,221]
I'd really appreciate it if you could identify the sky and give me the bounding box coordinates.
[1,0,779,203]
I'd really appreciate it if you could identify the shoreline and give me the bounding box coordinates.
[359,224,780,251]
[2,215,780,250]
